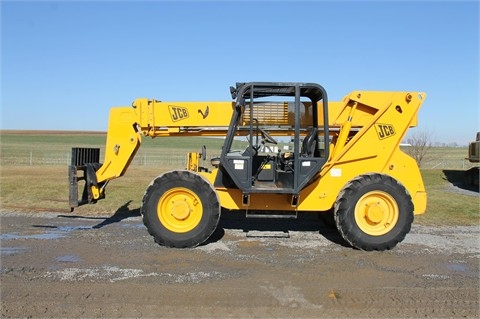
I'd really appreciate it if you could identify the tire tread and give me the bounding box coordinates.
[141,170,220,248]
[334,173,413,251]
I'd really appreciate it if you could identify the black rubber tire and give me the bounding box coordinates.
[334,173,414,251]
[141,170,220,248]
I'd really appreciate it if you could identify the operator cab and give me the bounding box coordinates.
[216,82,329,198]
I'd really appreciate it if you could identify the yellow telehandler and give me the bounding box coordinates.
[69,82,427,251]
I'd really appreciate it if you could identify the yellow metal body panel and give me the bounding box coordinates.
[133,98,234,137]
[187,152,201,172]
[95,107,142,184]
[200,149,426,215]
[199,91,427,215]
[91,90,426,214]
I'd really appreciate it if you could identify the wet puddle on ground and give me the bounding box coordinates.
[443,262,478,278]
[55,255,81,263]
[0,247,28,255]
[0,225,94,241]
[0,232,67,240]
[120,223,145,229]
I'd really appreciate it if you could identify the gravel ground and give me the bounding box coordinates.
[1,211,479,318]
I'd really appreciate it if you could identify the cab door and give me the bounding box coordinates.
[219,82,329,194]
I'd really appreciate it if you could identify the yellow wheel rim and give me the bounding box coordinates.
[354,191,399,236]
[157,187,203,233]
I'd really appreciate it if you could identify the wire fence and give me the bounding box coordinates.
[421,159,478,170]
[1,149,477,170]
[0,150,189,167]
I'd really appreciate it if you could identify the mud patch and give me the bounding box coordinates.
[44,266,158,282]
[261,282,323,309]
[55,255,81,263]
[196,241,231,252]
[1,213,478,318]
[0,246,27,255]
[44,266,225,284]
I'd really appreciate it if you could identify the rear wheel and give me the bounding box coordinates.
[334,173,413,251]
[142,170,220,248]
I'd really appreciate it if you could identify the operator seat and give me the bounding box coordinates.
[301,127,318,156]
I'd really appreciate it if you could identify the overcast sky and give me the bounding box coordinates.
[1,0,478,145]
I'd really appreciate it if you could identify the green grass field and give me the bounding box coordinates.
[0,131,478,226]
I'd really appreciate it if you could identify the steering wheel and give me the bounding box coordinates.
[260,129,278,145]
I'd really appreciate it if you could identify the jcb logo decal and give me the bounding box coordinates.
[169,105,189,122]
[375,124,396,140]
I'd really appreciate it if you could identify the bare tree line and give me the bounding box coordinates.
[404,130,434,166]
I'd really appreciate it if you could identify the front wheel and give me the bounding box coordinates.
[334,173,414,251]
[142,170,220,248]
